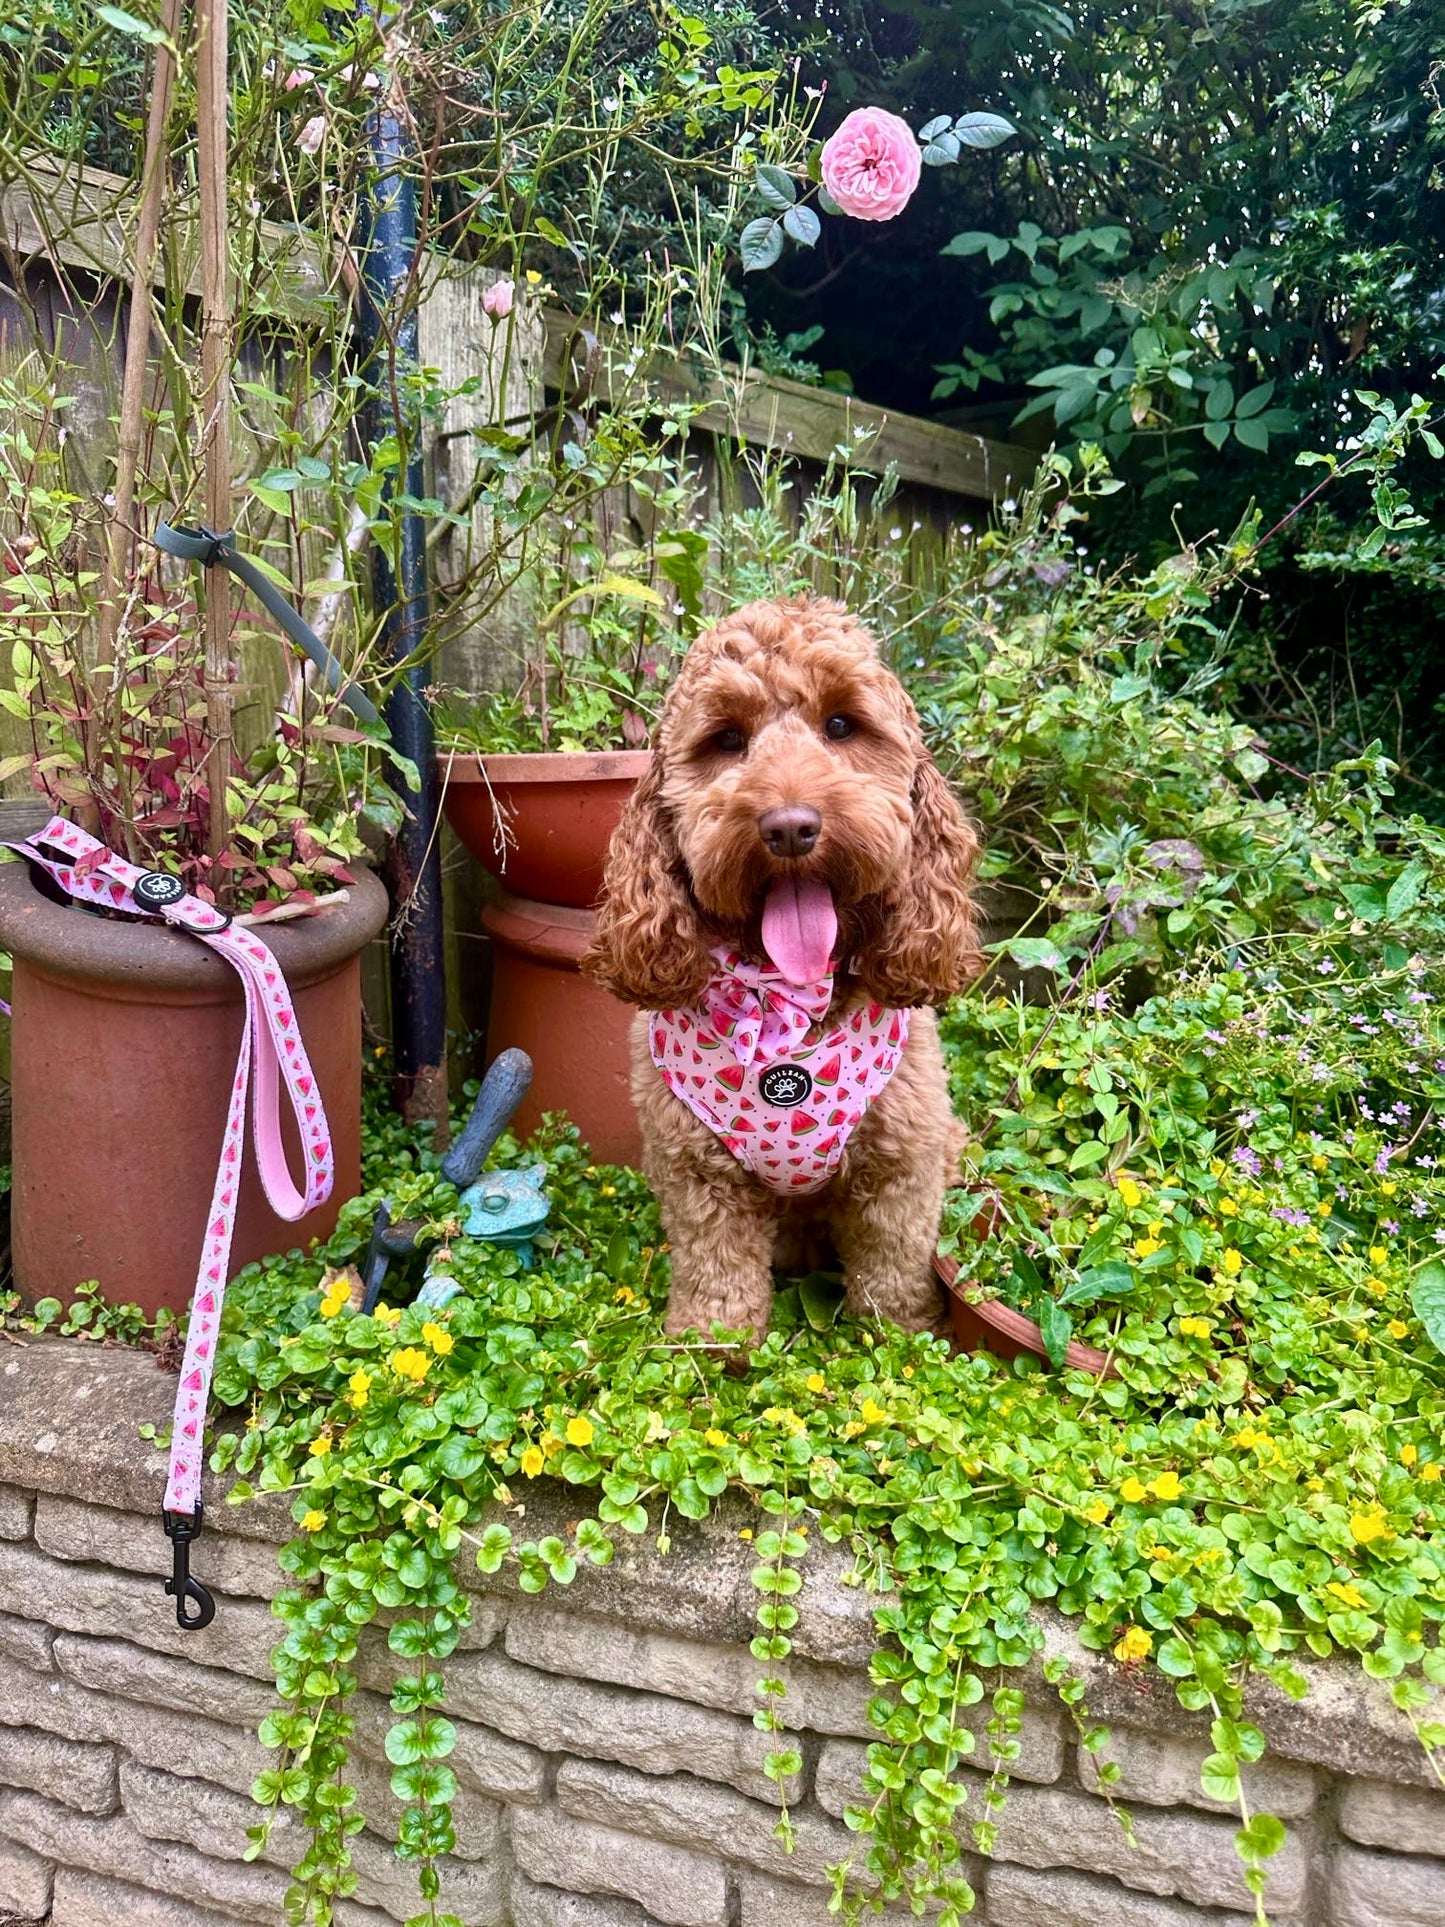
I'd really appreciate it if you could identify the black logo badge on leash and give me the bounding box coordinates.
[759,1064,813,1108]
[133,871,186,910]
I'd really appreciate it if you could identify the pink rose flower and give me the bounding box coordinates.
[820,107,922,222]
[296,114,327,156]
[482,278,515,321]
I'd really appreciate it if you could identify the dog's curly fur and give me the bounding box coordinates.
[584,595,982,1336]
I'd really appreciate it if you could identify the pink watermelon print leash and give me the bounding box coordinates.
[8,817,333,1628]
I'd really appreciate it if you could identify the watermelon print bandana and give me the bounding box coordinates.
[649,949,910,1194]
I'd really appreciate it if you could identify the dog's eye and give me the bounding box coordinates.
[824,715,855,742]
[715,726,747,754]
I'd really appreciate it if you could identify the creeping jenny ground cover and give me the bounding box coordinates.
[215,921,1445,1926]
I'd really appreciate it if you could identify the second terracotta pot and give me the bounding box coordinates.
[0,860,389,1318]
[442,749,651,908]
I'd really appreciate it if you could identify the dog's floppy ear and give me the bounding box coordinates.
[583,754,715,1008]
[855,752,982,1009]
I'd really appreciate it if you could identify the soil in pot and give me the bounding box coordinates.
[0,861,390,1318]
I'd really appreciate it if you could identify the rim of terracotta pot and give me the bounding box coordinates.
[0,857,390,992]
[440,749,653,785]
[933,1249,1120,1378]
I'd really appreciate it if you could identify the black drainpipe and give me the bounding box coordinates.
[356,78,449,1141]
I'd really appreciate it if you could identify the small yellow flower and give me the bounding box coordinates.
[1366,1277,1388,1298]
[373,1303,402,1328]
[1220,1248,1243,1274]
[520,1445,544,1478]
[1370,1245,1388,1268]
[389,1347,430,1383]
[1350,1509,1390,1545]
[1316,1201,1332,1218]
[1134,1237,1162,1259]
[1312,1153,1329,1171]
[806,1373,826,1394]
[1149,1471,1182,1502]
[301,1508,327,1532]
[525,268,543,284]
[308,1434,332,1457]
[1113,1625,1152,1663]
[614,1285,635,1304]
[540,1432,565,1458]
[566,1416,595,1448]
[859,1397,888,1426]
[1422,1463,1442,1483]
[421,1321,454,1356]
[705,1428,727,1448]
[1117,1176,1144,1209]
[601,1184,617,1197]
[1218,1197,1239,1217]
[1147,1220,1163,1237]
[1306,1476,1325,1491]
[1083,1500,1110,1524]
[1144,1543,1171,1561]
[902,1365,914,1379]
[349,1369,372,1396]
[320,1286,349,1319]
[1380,1180,1398,1196]
[1119,1476,1148,1503]
[1179,1315,1213,1339]
[1327,1580,1367,1610]
[1388,1319,1409,1340]
[739,1528,753,1542]
[1400,1443,1419,1468]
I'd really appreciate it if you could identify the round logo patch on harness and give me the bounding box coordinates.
[133,871,186,910]
[759,1063,813,1108]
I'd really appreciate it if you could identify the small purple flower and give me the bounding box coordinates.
[1384,1218,1401,1235]
[1412,1199,1429,1217]
[1409,989,1431,1005]
[1393,1101,1412,1119]
[1336,1184,1350,1200]
[1376,1146,1395,1174]
[1087,990,1111,1012]
[1272,1207,1310,1227]
[1237,1109,1260,1130]
[1435,1228,1445,1245]
[1233,1146,1262,1177]
[1318,959,1336,975]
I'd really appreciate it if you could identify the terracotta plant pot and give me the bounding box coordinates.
[0,860,389,1318]
[441,749,650,1164]
[480,889,642,1168]
[442,750,652,908]
[934,1247,1120,1378]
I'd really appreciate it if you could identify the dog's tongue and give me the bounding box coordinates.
[762,876,837,985]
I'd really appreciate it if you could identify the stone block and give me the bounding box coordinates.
[0,1612,54,1673]
[447,1645,798,1801]
[0,1789,288,1926]
[0,1833,52,1917]
[504,1599,876,1737]
[734,1871,928,1926]
[512,1804,728,1927]
[0,1723,117,1813]
[981,1780,1309,1915]
[0,1484,33,1540]
[986,1864,1265,1927]
[556,1757,891,1891]
[348,1683,546,1805]
[511,1866,668,1927]
[35,1494,285,1599]
[51,1868,254,1927]
[1077,1724,1317,1817]
[119,1759,506,1925]
[48,1865,394,1927]
[1339,1777,1445,1858]
[1331,1844,1445,1926]
[0,1537,277,1678]
[54,1632,276,1729]
[0,1660,269,1797]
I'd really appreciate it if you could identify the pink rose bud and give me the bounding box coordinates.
[482,278,515,320]
[296,114,326,155]
[820,106,922,222]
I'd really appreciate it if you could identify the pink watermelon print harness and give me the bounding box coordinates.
[650,950,910,1194]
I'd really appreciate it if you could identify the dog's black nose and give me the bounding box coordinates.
[758,804,821,859]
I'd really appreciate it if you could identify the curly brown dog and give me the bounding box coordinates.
[584,595,981,1337]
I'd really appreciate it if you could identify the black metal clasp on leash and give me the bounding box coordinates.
[162,1503,216,1630]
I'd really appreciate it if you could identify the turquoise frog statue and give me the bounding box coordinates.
[417,1166,550,1308]
[458,1164,550,1264]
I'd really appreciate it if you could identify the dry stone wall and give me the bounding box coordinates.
[0,1340,1442,1927]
